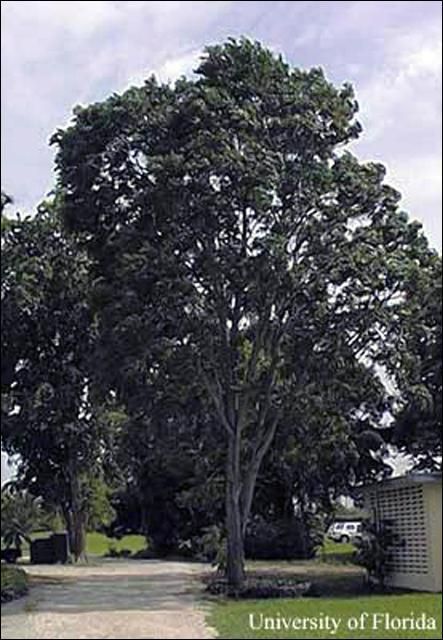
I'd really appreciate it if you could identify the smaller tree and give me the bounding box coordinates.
[356,519,396,590]
[1,205,108,560]
[1,486,42,549]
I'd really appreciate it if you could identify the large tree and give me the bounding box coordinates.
[390,252,442,470]
[1,206,107,559]
[52,39,435,587]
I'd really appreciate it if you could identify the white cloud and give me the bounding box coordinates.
[357,36,442,141]
[1,1,441,252]
[156,50,202,83]
[2,0,119,37]
[124,49,202,89]
[353,26,442,250]
[390,155,442,205]
[385,155,442,247]
[405,43,442,77]
[1,1,233,210]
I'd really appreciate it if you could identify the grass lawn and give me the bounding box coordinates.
[209,550,441,639]
[1,564,29,603]
[209,594,442,639]
[318,539,357,560]
[18,531,147,558]
[85,532,147,556]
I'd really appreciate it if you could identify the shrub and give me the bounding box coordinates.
[1,565,29,603]
[206,575,312,599]
[355,519,397,589]
[105,544,133,558]
[193,525,227,568]
[132,548,161,560]
[1,487,42,549]
[245,516,322,560]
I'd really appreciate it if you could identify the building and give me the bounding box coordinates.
[364,473,442,593]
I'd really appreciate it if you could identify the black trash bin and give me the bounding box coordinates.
[52,532,69,563]
[30,537,55,564]
[30,532,70,564]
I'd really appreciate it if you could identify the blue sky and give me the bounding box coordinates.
[2,1,442,250]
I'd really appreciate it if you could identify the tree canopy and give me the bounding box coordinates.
[390,252,442,470]
[1,38,439,587]
[1,206,109,559]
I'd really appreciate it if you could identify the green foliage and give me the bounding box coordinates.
[245,515,323,560]
[1,565,29,603]
[1,206,110,559]
[50,38,438,586]
[194,525,227,569]
[38,507,66,534]
[84,476,116,532]
[1,190,13,213]
[105,544,133,558]
[112,393,225,553]
[207,574,312,599]
[390,255,442,470]
[355,519,396,588]
[1,191,15,233]
[1,486,42,548]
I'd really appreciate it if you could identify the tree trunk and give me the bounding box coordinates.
[297,494,312,559]
[70,510,87,561]
[64,507,87,561]
[64,473,87,562]
[225,432,245,591]
[240,414,280,535]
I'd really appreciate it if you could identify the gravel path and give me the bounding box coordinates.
[1,560,216,639]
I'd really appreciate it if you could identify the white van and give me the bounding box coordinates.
[327,521,362,543]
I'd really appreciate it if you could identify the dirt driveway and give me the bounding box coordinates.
[1,560,216,639]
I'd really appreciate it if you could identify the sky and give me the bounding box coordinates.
[0,2,441,483]
[1,0,442,252]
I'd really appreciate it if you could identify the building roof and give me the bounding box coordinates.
[364,471,442,491]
